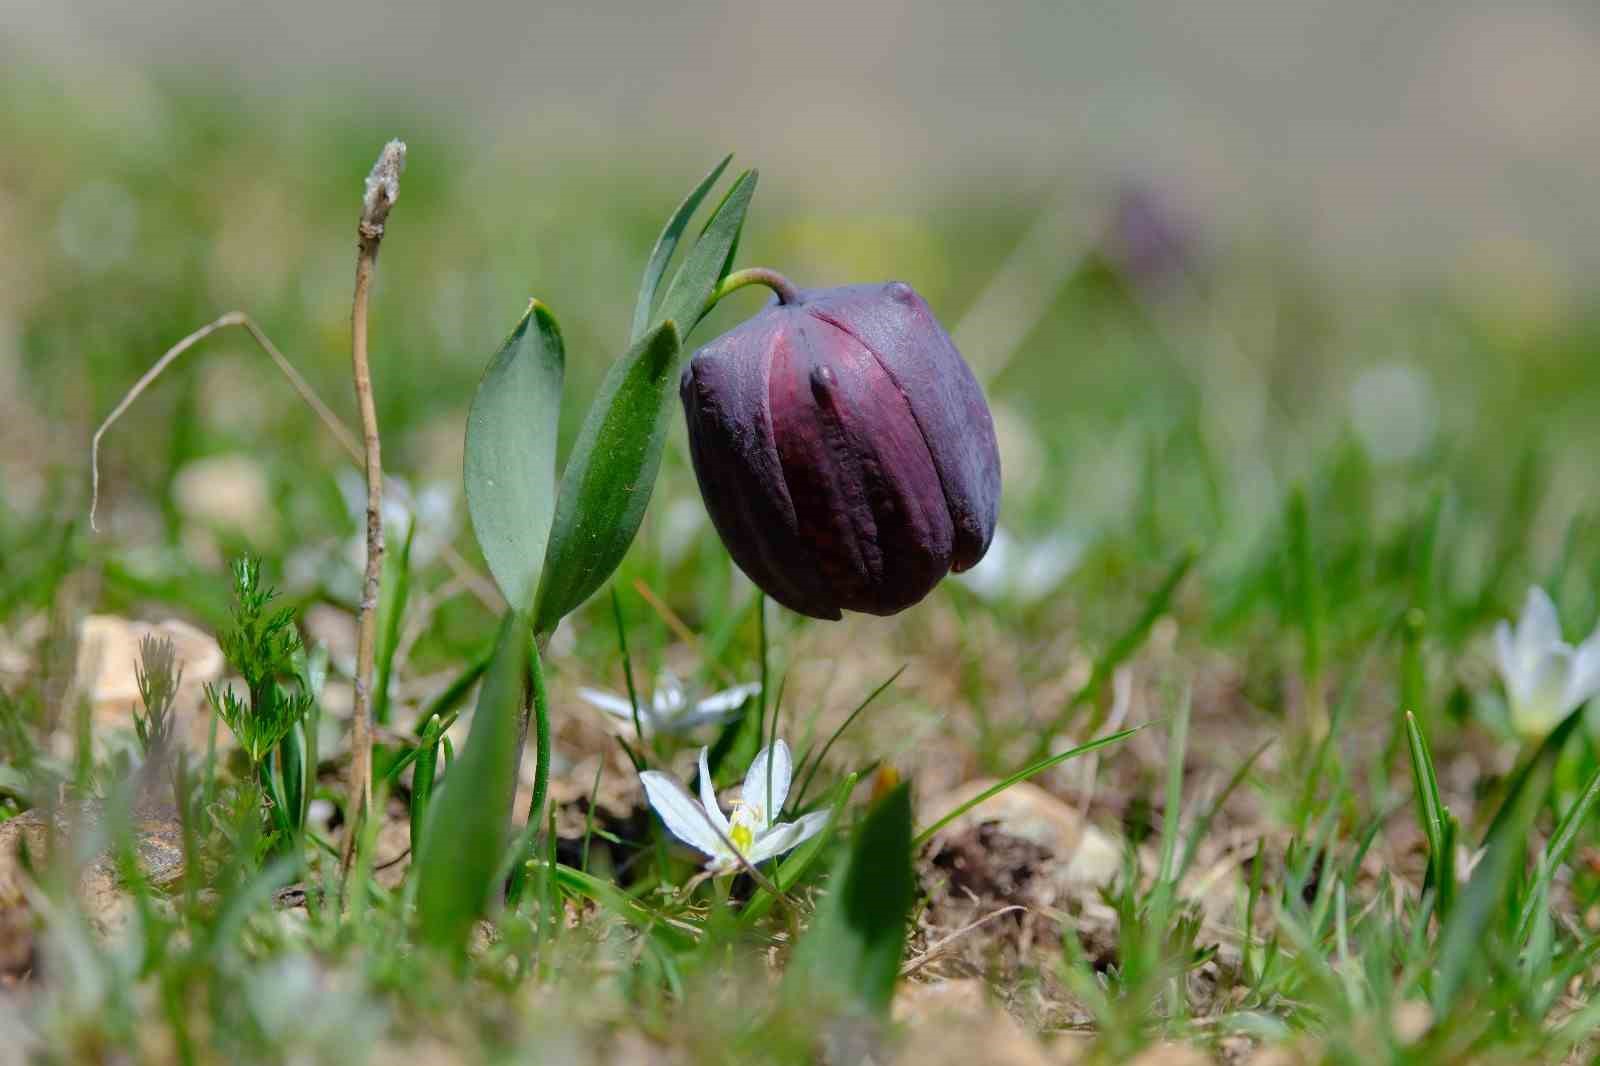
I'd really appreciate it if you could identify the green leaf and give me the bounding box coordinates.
[533,319,680,635]
[372,519,414,726]
[414,608,530,957]
[786,782,915,1018]
[915,727,1143,849]
[1434,753,1550,1014]
[465,301,566,609]
[654,169,758,340]
[631,155,733,342]
[1516,756,1600,945]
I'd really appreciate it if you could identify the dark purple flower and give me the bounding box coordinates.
[680,278,1001,620]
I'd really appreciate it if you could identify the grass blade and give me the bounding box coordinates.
[915,727,1143,849]
[1030,550,1191,762]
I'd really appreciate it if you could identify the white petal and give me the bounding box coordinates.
[671,704,744,732]
[745,811,830,864]
[654,672,687,718]
[639,771,722,857]
[1568,632,1600,707]
[697,748,731,838]
[578,687,639,721]
[1494,620,1519,693]
[1015,535,1081,605]
[694,683,760,716]
[743,739,792,828]
[1518,587,1562,671]
[1511,647,1576,739]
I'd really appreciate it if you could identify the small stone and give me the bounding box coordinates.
[171,452,276,539]
[1127,1042,1214,1065]
[893,978,1057,1066]
[75,614,226,752]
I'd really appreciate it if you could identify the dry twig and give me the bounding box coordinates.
[341,139,406,875]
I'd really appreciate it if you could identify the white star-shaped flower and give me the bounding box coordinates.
[578,671,757,738]
[1494,586,1600,740]
[639,741,828,874]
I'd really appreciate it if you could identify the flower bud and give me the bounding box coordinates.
[680,280,1001,619]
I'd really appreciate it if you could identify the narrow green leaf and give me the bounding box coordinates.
[1030,550,1192,762]
[465,301,566,609]
[409,719,442,852]
[533,320,680,634]
[787,782,915,1018]
[373,519,414,726]
[919,727,1143,849]
[631,155,733,342]
[791,667,905,814]
[1434,755,1550,1013]
[1404,712,1447,871]
[414,608,531,957]
[1516,757,1600,945]
[1177,738,1272,881]
[654,169,758,340]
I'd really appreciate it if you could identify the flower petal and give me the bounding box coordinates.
[743,739,792,828]
[1518,587,1562,673]
[640,770,722,858]
[1569,631,1600,707]
[673,704,745,731]
[1511,646,1576,739]
[578,687,640,721]
[1494,620,1518,694]
[745,810,830,864]
[697,747,731,838]
[695,683,761,716]
[654,671,687,718]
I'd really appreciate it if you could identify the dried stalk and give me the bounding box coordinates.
[341,140,406,874]
[88,311,502,609]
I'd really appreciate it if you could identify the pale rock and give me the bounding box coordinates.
[1127,1042,1214,1065]
[76,615,226,751]
[893,978,1059,1066]
[171,452,276,538]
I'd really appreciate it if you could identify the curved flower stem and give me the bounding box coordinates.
[713,267,800,306]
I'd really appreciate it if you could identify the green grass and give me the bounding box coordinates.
[5,70,1600,1064]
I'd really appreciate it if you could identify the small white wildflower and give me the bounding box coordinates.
[336,470,459,569]
[640,742,828,874]
[578,671,757,738]
[958,526,1081,606]
[1494,586,1600,740]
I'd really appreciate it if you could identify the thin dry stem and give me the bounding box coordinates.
[901,905,1025,976]
[342,140,406,875]
[89,312,359,532]
[87,312,502,609]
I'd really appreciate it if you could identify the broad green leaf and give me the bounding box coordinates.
[786,782,914,1018]
[631,155,733,342]
[464,302,565,609]
[654,169,758,340]
[533,320,680,635]
[415,608,530,957]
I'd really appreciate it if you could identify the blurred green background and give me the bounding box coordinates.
[5,0,1600,684]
